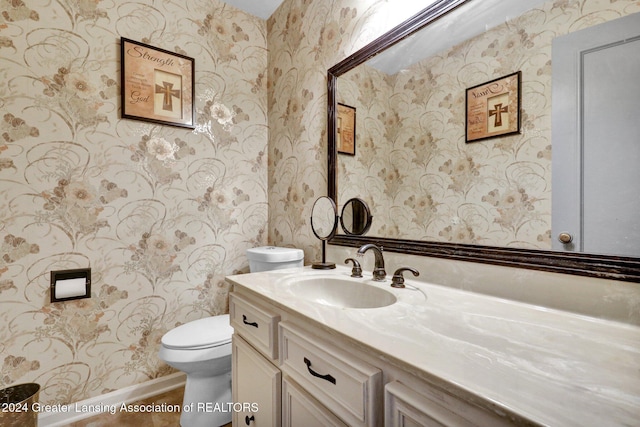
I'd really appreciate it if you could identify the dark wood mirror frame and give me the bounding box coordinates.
[327,0,640,283]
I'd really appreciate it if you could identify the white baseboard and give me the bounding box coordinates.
[38,372,186,427]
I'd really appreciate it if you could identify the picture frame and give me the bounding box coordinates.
[120,38,195,129]
[337,103,356,155]
[465,71,521,143]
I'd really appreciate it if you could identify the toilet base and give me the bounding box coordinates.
[180,371,232,427]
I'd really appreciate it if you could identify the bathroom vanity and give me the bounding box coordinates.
[226,266,640,426]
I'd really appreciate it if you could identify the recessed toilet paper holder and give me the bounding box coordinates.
[50,268,91,303]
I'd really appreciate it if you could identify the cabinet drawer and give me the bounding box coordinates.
[279,322,382,427]
[230,293,280,360]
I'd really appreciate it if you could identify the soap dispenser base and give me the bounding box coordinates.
[311,262,336,269]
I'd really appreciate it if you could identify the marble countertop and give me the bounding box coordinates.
[226,266,640,426]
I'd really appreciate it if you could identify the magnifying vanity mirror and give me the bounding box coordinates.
[327,0,640,282]
[340,198,373,236]
[310,196,338,269]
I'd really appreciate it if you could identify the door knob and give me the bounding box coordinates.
[558,232,573,244]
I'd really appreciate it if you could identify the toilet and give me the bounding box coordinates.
[158,315,233,427]
[158,246,303,427]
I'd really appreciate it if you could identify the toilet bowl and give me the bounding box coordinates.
[158,314,233,427]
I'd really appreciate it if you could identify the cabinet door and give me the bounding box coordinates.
[282,377,348,427]
[232,334,281,427]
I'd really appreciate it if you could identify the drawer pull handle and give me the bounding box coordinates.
[242,314,258,328]
[304,357,336,385]
[245,415,255,425]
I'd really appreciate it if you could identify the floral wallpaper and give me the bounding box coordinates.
[267,0,426,260]
[1,0,267,404]
[337,0,640,249]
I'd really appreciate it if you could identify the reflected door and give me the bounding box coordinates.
[552,13,640,256]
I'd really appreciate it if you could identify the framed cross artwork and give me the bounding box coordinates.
[120,38,195,129]
[465,71,521,143]
[337,103,356,155]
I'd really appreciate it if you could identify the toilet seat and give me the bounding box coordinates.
[161,314,233,350]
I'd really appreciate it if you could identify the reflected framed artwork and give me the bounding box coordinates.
[337,103,356,155]
[121,38,195,128]
[465,71,521,143]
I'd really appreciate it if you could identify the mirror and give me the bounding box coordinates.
[340,198,372,236]
[310,196,338,269]
[327,0,640,282]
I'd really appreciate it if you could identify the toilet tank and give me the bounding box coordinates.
[246,246,304,272]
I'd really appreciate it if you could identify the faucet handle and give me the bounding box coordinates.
[344,258,363,278]
[391,267,420,288]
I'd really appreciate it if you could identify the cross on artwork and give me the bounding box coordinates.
[489,103,508,127]
[155,81,181,112]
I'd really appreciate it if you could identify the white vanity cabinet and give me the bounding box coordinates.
[230,288,524,427]
[230,293,282,426]
[230,290,382,426]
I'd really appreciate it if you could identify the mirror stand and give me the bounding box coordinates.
[313,240,336,270]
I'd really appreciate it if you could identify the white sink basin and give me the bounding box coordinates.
[288,276,397,309]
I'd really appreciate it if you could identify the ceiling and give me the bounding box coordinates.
[225,0,549,73]
[222,0,284,19]
[367,0,547,75]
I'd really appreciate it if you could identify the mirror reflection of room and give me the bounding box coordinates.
[335,0,640,257]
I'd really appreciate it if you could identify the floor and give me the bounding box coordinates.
[68,387,232,427]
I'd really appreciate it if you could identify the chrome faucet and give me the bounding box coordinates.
[356,244,386,281]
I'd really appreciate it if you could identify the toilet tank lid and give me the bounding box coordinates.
[161,314,232,349]
[246,246,303,262]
